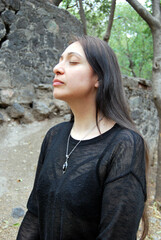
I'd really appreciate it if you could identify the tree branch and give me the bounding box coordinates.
[126,0,161,29]
[51,0,62,6]
[152,0,161,18]
[78,0,87,35]
[104,0,116,42]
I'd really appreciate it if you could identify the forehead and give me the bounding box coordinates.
[62,41,85,57]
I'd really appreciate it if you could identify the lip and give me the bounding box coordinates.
[53,79,64,86]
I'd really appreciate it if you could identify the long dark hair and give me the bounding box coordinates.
[71,35,149,239]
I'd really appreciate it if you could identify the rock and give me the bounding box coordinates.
[35,84,53,99]
[0,112,4,123]
[7,102,25,119]
[14,86,35,105]
[53,98,70,116]
[20,110,34,124]
[44,19,59,34]
[0,18,6,40]
[12,207,25,218]
[0,69,12,88]
[1,10,16,25]
[33,101,51,121]
[8,30,28,50]
[0,0,5,13]
[131,109,141,121]
[129,96,142,109]
[16,17,29,29]
[0,89,14,107]
[4,0,20,11]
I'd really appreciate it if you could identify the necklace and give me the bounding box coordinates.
[62,117,103,174]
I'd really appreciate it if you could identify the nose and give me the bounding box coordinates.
[53,62,64,75]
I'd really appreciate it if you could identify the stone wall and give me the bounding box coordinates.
[123,76,159,164]
[0,0,159,163]
[0,0,83,123]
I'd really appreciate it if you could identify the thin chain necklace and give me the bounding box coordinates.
[62,117,103,174]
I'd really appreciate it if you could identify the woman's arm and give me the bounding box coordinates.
[97,131,146,240]
[16,211,40,240]
[16,127,53,239]
[96,173,145,240]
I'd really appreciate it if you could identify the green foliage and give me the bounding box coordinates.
[109,4,153,79]
[60,1,153,79]
[60,0,111,37]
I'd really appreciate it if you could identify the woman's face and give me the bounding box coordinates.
[53,41,99,103]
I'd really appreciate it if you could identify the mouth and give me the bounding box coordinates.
[53,79,64,86]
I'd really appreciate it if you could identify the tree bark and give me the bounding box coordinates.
[152,27,161,201]
[126,0,160,29]
[78,0,87,35]
[104,0,116,42]
[50,0,62,6]
[126,0,161,201]
[126,0,161,202]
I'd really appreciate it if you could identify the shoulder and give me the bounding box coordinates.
[42,121,72,149]
[46,121,72,137]
[113,124,144,150]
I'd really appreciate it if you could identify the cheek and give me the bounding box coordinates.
[70,68,95,86]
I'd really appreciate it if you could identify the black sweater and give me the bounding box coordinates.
[17,122,146,240]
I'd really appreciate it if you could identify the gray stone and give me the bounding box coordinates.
[15,17,29,29]
[53,98,70,116]
[12,207,25,218]
[129,96,142,109]
[8,31,28,50]
[7,102,25,119]
[4,0,20,11]
[35,84,53,100]
[44,19,59,34]
[14,87,35,105]
[0,89,14,107]
[0,0,5,13]
[131,109,141,121]
[20,110,35,124]
[33,101,51,121]
[1,10,16,25]
[0,18,6,40]
[0,112,4,123]
[0,69,12,89]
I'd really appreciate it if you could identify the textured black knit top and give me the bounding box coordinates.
[17,121,146,240]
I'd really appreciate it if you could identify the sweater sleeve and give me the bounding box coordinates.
[17,129,52,240]
[96,132,146,240]
[16,211,40,240]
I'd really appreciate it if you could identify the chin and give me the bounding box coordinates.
[53,90,66,101]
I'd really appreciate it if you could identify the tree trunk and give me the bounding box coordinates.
[104,0,116,42]
[78,0,87,35]
[51,0,62,6]
[152,27,161,201]
[126,0,161,203]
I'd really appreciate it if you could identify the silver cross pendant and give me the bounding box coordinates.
[62,161,68,174]
[62,155,69,174]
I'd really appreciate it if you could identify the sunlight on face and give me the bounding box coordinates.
[53,42,99,103]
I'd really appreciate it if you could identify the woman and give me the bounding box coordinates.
[17,36,148,240]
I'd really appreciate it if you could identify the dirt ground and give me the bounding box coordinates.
[0,117,161,240]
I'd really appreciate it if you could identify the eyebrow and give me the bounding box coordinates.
[59,52,83,60]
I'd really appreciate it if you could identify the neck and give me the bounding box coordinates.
[67,98,115,140]
[68,99,99,139]
[72,112,99,138]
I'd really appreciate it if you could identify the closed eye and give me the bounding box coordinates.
[69,61,79,65]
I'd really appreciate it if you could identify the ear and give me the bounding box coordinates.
[94,75,99,88]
